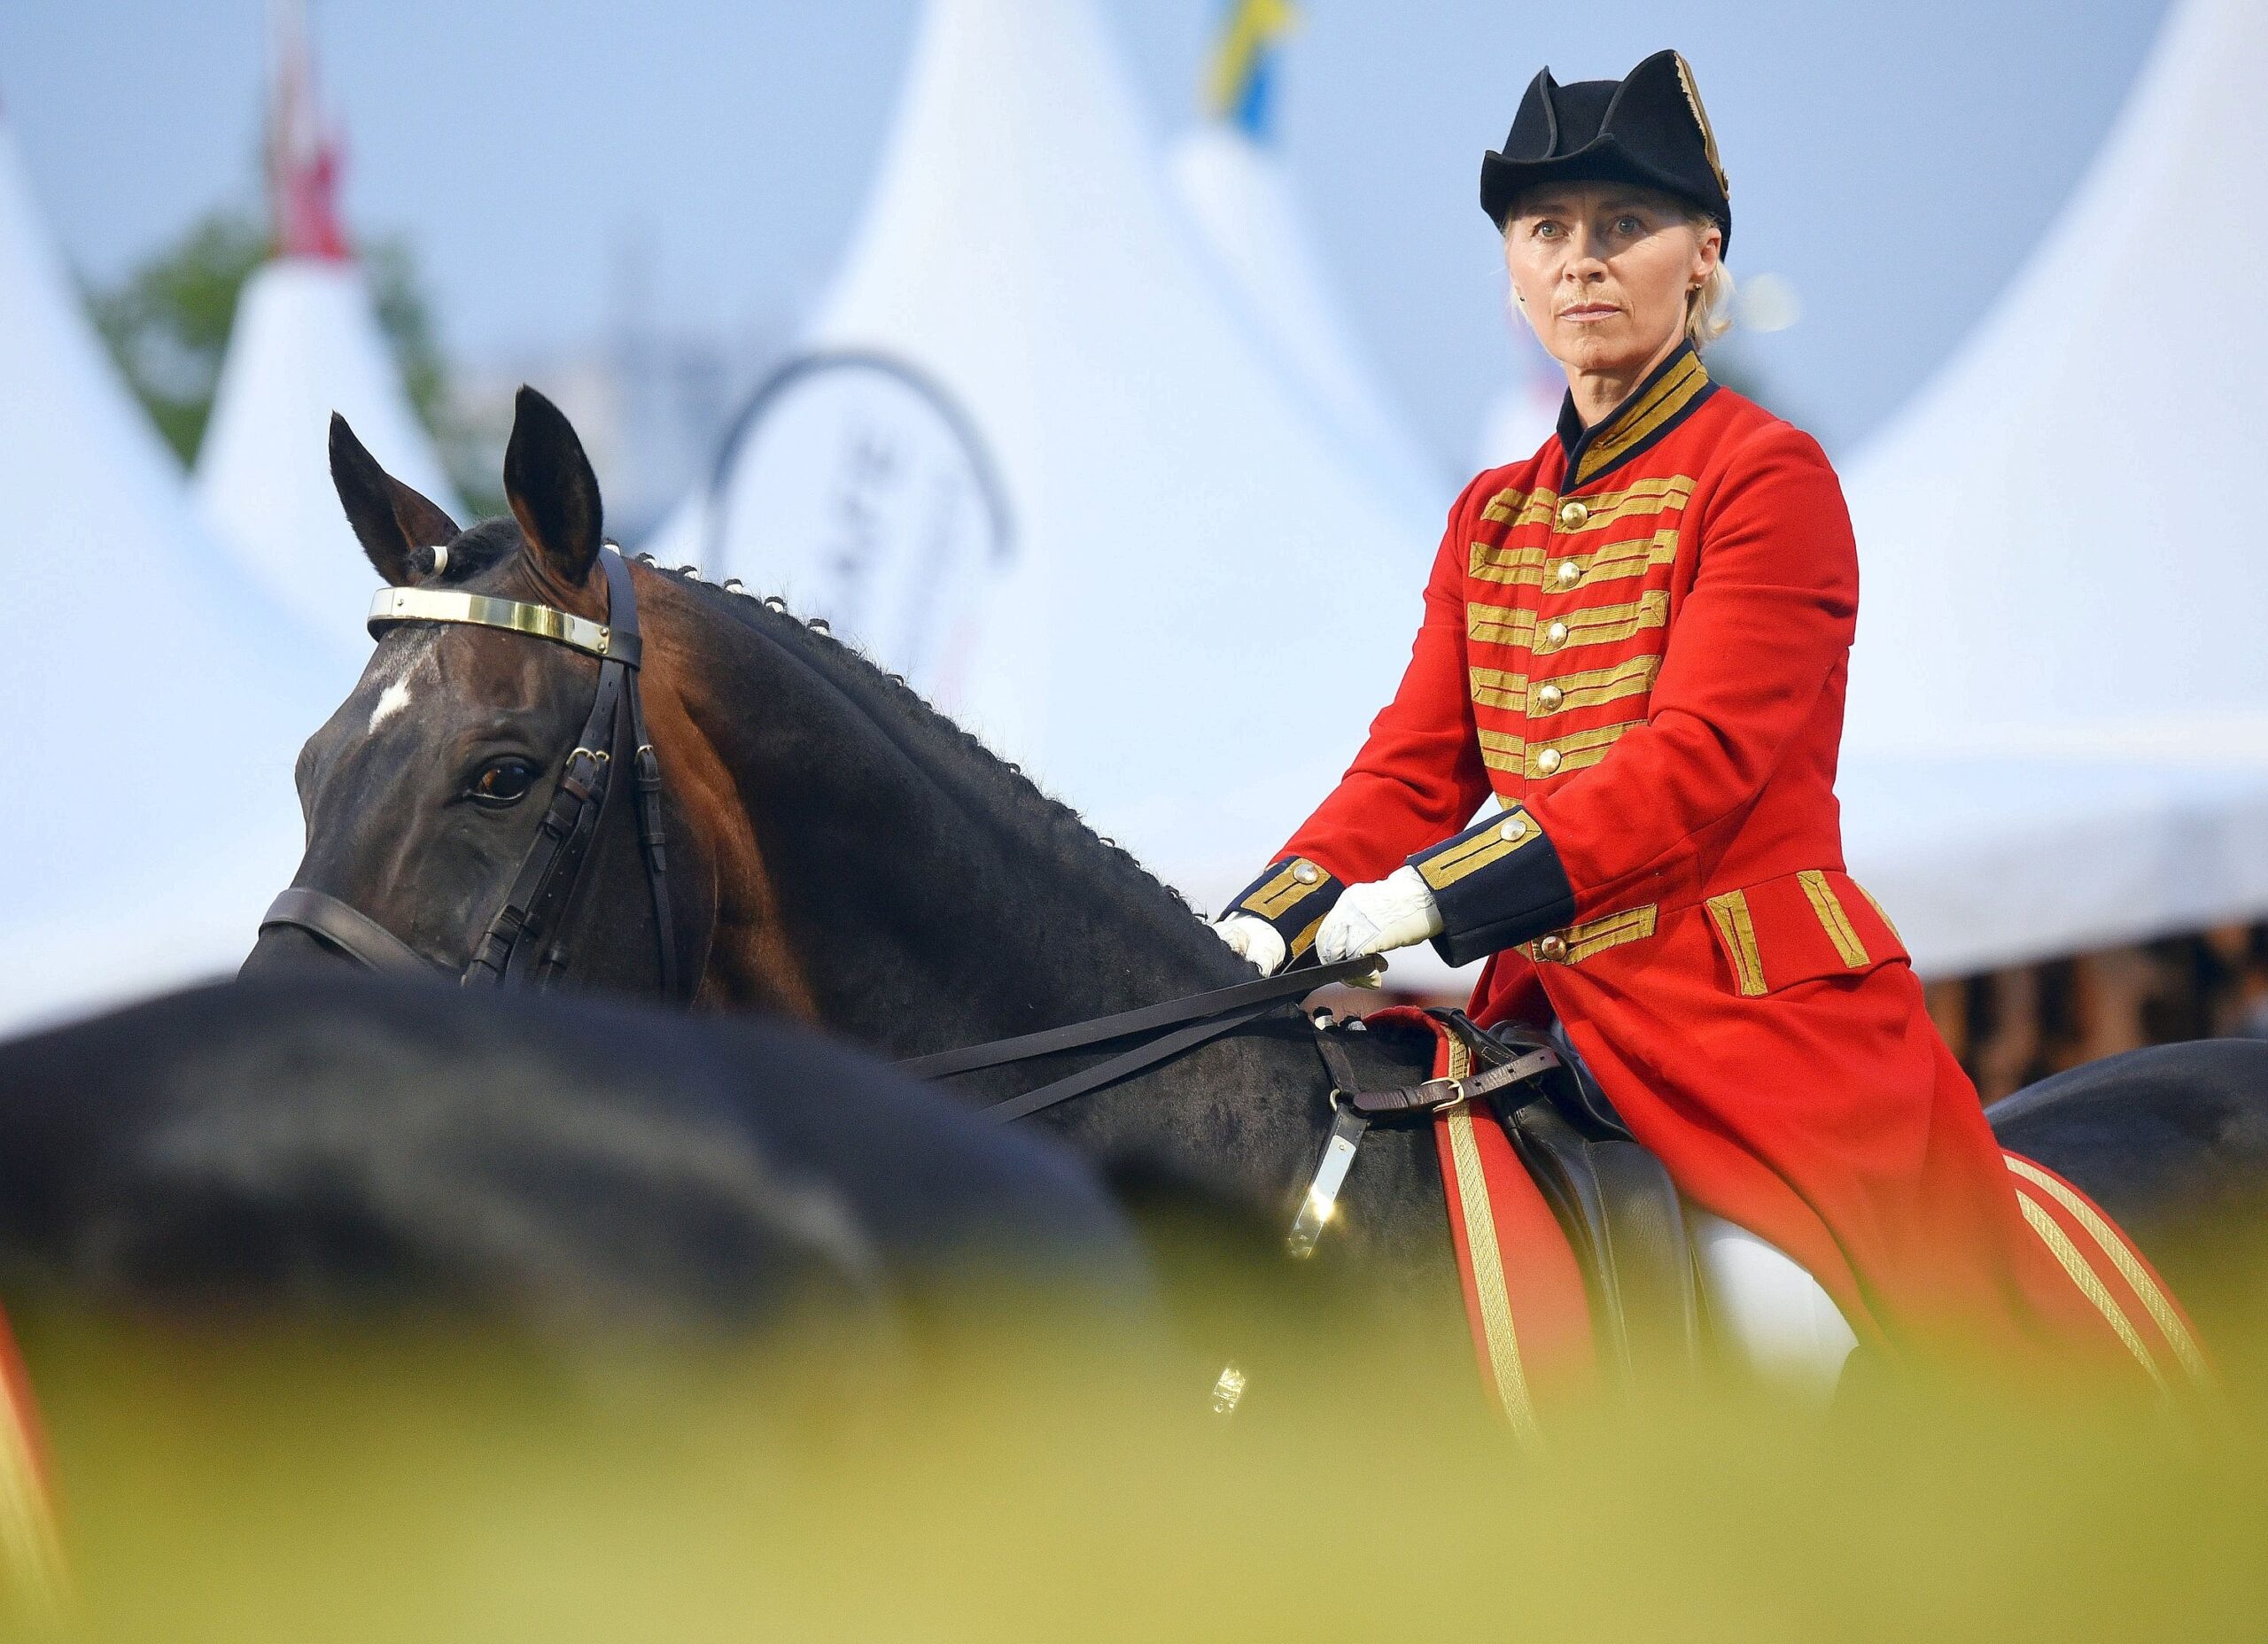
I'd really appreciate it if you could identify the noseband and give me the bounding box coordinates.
[260,547,685,999]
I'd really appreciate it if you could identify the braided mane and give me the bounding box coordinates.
[632,556,1208,923]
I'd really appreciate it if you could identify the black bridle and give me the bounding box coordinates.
[260,547,685,999]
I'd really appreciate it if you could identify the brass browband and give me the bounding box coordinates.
[367,586,640,666]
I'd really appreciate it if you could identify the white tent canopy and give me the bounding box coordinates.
[0,122,338,1032]
[1842,0,2268,741]
[683,0,1474,972]
[1834,0,2268,974]
[193,2,462,657]
[197,258,462,654]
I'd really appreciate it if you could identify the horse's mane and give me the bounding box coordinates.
[633,553,1210,925]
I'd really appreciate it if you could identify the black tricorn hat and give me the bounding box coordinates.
[1480,50,1731,252]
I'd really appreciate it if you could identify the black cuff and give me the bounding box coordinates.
[1225,856,1344,962]
[1409,807,1577,966]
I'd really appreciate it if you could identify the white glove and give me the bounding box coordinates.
[1212,913,1287,976]
[1316,865,1444,965]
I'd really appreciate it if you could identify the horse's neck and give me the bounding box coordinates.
[656,581,1453,1262]
[664,586,1254,1055]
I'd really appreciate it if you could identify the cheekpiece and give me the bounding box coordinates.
[1480,49,1731,252]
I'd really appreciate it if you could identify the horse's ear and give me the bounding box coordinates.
[329,414,461,586]
[502,385,604,588]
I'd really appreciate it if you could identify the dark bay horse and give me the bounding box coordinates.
[245,388,2268,1376]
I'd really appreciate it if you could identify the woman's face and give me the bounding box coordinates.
[1505,183,1719,379]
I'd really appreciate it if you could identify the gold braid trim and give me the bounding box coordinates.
[1705,889,1767,996]
[1441,1033,1542,1446]
[1798,870,1870,968]
[2016,1190,2169,1395]
[2007,1157,2212,1390]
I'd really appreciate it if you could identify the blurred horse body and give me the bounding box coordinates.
[0,977,1150,1362]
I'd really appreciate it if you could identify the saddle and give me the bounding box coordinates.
[1334,1008,1703,1388]
[1465,1015,1704,1384]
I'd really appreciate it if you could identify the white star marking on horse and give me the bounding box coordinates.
[369,678,414,733]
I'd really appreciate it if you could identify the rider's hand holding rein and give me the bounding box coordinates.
[1314,867,1443,964]
[1211,911,1288,975]
[1211,864,1444,975]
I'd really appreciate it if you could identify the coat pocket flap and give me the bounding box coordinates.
[1703,870,1908,996]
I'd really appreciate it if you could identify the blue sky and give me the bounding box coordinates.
[0,0,2168,459]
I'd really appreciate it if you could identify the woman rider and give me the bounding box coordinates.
[1213,50,2124,1378]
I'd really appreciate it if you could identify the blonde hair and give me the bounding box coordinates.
[1687,247,1732,342]
[1686,232,1733,349]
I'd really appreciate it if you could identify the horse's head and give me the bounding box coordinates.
[247,382,1225,1046]
[245,387,712,998]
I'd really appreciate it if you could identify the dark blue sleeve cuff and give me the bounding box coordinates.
[1409,807,1577,966]
[1225,857,1344,962]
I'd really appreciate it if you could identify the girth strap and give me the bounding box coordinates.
[1340,1045,1562,1119]
[1286,1014,1562,1257]
[1308,1011,1562,1119]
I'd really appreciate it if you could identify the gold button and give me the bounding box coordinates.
[1536,934,1570,962]
[1498,817,1527,841]
[1535,683,1565,711]
[1557,500,1588,531]
[1293,862,1320,885]
[1535,747,1563,775]
[1543,620,1569,648]
[1554,559,1581,586]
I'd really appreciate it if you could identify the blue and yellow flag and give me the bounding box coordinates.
[1203,0,1300,140]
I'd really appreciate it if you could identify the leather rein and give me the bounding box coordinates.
[259,547,684,999]
[905,955,1383,1123]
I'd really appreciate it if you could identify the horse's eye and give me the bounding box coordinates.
[470,757,538,808]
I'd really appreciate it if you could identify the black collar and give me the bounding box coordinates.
[1555,341,1716,491]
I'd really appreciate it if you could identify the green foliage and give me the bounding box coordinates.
[83,206,492,512]
[86,209,267,463]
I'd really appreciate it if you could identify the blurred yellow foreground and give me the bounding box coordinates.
[14,1267,2268,1643]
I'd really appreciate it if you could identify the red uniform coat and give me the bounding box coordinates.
[1229,344,2118,1365]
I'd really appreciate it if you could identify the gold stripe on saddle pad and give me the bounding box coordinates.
[2005,1154,2212,1392]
